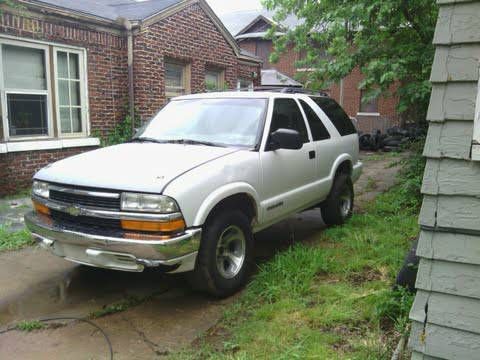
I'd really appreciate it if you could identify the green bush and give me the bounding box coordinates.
[94,114,141,147]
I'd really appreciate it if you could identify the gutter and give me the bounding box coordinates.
[118,18,136,134]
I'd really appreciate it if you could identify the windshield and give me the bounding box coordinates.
[135,98,268,147]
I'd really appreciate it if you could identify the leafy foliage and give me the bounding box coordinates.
[262,0,438,122]
[396,139,427,210]
[94,115,141,147]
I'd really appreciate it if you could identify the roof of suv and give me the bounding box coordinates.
[175,91,328,100]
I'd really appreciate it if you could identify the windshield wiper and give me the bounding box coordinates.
[130,137,167,144]
[164,139,226,147]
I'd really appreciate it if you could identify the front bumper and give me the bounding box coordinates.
[24,211,201,273]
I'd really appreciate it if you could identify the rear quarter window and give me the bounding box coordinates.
[310,97,357,136]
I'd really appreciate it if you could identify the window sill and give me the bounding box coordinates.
[356,112,381,117]
[0,137,100,154]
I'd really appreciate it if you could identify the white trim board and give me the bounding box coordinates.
[0,138,100,153]
[356,112,381,117]
[471,74,480,161]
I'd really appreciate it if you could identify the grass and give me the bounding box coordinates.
[89,295,146,319]
[16,320,45,332]
[0,225,34,252]
[171,142,425,360]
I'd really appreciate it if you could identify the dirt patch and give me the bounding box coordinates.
[346,265,388,285]
[355,152,407,210]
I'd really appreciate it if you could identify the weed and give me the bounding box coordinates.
[93,114,142,147]
[89,295,144,318]
[0,226,35,252]
[16,320,45,332]
[365,176,377,192]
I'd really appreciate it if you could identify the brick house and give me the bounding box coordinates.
[0,0,262,196]
[221,10,400,133]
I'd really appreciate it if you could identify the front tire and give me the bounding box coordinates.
[188,210,253,298]
[321,173,354,226]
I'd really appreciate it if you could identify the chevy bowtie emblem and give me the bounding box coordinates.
[66,205,82,217]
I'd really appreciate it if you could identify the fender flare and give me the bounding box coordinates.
[329,153,354,179]
[193,182,260,227]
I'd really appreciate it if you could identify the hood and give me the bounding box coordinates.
[35,143,239,193]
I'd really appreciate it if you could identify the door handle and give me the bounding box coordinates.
[309,150,316,159]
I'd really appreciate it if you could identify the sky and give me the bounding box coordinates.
[206,0,263,15]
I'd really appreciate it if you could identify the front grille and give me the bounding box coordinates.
[51,209,121,230]
[50,189,120,210]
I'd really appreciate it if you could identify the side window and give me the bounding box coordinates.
[310,96,357,136]
[270,98,309,143]
[299,100,331,141]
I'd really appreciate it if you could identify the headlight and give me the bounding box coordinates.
[121,193,179,213]
[32,180,49,198]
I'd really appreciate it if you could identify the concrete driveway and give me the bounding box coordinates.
[0,152,404,359]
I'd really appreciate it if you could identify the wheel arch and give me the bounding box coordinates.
[330,154,353,179]
[193,183,259,227]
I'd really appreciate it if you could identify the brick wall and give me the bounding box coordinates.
[0,146,97,194]
[133,3,260,120]
[0,10,129,134]
[238,62,261,86]
[0,10,129,195]
[329,68,399,124]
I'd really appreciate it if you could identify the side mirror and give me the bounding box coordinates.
[269,128,303,151]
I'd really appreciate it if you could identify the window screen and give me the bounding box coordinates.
[7,94,48,136]
[310,97,357,136]
[270,98,309,144]
[3,45,46,90]
[299,100,330,141]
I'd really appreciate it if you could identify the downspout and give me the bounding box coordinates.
[120,18,135,135]
[339,78,345,107]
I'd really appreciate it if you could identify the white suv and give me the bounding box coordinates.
[25,90,362,297]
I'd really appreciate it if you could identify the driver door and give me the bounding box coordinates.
[260,98,317,224]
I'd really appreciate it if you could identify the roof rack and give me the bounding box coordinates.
[250,86,329,97]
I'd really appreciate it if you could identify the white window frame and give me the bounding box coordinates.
[237,78,254,91]
[53,47,89,137]
[0,35,90,144]
[0,38,53,141]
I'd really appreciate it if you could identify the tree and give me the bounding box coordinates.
[263,0,438,124]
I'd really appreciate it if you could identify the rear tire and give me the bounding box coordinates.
[188,210,253,298]
[321,173,354,226]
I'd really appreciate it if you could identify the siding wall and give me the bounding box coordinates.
[409,1,480,358]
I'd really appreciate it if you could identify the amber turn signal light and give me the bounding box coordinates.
[121,218,186,233]
[33,200,50,216]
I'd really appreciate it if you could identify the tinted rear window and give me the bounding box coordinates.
[310,97,357,136]
[299,100,330,141]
